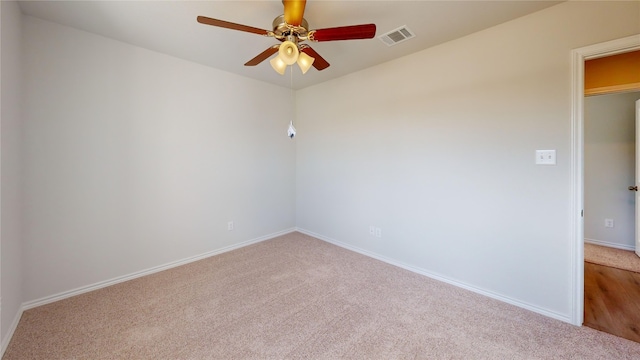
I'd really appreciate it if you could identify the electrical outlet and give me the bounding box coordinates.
[228,221,234,231]
[604,219,614,228]
[375,228,382,238]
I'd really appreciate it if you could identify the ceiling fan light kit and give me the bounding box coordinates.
[197,0,377,75]
[269,39,315,74]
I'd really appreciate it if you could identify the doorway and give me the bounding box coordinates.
[584,91,640,251]
[583,90,640,342]
[571,34,640,326]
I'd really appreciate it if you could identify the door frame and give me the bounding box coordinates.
[638,99,640,258]
[571,34,640,326]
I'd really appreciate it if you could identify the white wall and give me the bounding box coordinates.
[10,0,640,329]
[296,1,640,322]
[22,16,296,303]
[585,92,640,250]
[1,0,24,352]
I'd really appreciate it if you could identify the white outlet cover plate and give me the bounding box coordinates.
[536,150,556,165]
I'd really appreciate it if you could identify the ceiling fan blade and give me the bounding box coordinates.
[310,24,377,42]
[283,0,306,26]
[197,16,270,36]
[300,46,330,71]
[245,45,280,66]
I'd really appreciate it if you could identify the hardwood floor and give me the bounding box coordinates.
[584,261,640,343]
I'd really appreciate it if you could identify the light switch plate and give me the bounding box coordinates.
[536,150,556,165]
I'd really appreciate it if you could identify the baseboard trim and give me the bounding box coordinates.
[1,305,24,358]
[584,238,635,251]
[22,228,296,311]
[296,227,571,324]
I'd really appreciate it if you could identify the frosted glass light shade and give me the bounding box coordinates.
[270,56,287,75]
[297,52,315,74]
[278,41,299,65]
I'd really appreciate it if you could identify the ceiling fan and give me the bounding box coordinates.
[197,0,376,75]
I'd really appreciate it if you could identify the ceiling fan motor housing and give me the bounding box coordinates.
[272,15,309,42]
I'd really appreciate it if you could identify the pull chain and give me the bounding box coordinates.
[290,64,294,125]
[287,66,297,139]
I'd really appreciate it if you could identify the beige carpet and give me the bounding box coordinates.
[584,243,640,273]
[5,232,640,359]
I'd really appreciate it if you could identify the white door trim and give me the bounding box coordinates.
[636,99,640,258]
[571,34,640,326]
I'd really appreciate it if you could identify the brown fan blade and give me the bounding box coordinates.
[300,46,330,71]
[310,24,376,42]
[245,45,280,66]
[197,16,270,36]
[283,0,306,26]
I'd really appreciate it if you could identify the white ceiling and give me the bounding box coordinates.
[18,0,562,90]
